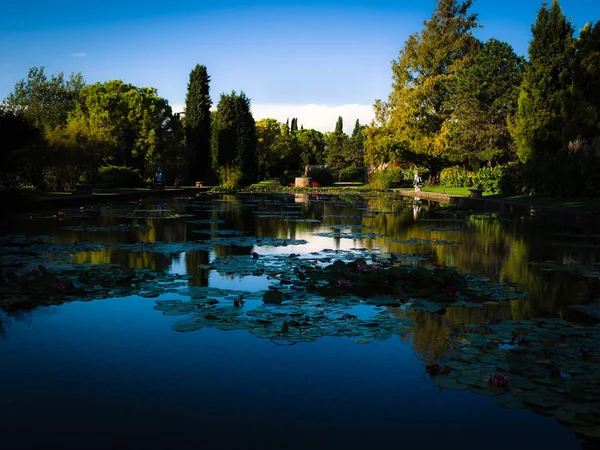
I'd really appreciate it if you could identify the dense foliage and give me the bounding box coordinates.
[95,165,144,188]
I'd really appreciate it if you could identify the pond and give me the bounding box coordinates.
[1,193,600,449]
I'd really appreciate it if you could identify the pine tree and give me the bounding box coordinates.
[448,38,525,166]
[184,64,212,182]
[290,118,298,133]
[510,0,574,162]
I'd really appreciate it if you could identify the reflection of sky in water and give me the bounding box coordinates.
[252,234,378,255]
[208,272,271,292]
[167,253,187,275]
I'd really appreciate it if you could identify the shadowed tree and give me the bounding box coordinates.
[567,21,600,141]
[510,0,574,162]
[0,109,46,189]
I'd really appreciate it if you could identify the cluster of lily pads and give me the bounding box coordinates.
[390,238,460,246]
[62,224,151,232]
[0,262,189,308]
[427,317,600,440]
[114,210,193,219]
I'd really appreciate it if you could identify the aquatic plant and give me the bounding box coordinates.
[488,373,509,388]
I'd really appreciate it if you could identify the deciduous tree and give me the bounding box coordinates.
[68,80,184,177]
[384,0,480,184]
[3,66,85,131]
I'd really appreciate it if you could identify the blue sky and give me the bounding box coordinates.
[2,0,599,133]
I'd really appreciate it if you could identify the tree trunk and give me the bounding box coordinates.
[427,172,438,187]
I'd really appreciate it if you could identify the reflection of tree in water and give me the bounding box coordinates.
[185,250,209,287]
[405,311,455,363]
[403,302,537,364]
[72,249,172,272]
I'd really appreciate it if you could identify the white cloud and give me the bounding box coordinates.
[170,103,375,135]
[71,53,87,58]
[171,103,185,113]
[251,103,374,134]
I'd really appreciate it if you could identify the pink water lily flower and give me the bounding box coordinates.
[356,263,368,271]
[488,373,509,388]
[442,286,458,296]
[337,279,352,287]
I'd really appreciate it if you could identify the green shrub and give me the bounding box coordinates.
[96,166,143,188]
[497,162,529,196]
[440,165,505,194]
[471,166,504,194]
[281,170,301,186]
[307,166,334,186]
[440,166,473,188]
[368,166,412,190]
[337,166,365,182]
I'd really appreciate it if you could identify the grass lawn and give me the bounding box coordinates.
[249,179,281,189]
[420,187,600,210]
[419,186,493,197]
[485,194,600,209]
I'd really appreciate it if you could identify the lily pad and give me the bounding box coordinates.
[433,377,468,391]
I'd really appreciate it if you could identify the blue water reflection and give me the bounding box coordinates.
[0,194,596,449]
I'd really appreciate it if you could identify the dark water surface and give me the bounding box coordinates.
[1,193,599,450]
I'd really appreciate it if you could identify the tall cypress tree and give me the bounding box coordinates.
[334,116,344,134]
[184,64,212,182]
[510,0,574,162]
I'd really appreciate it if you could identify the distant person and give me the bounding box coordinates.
[414,170,422,192]
[174,176,183,187]
[155,170,164,184]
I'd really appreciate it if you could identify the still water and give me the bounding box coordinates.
[1,193,599,450]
